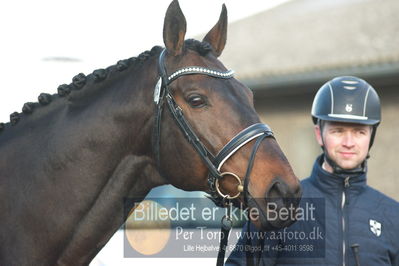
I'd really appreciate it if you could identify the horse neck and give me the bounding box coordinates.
[0,55,167,265]
[51,58,167,265]
[51,56,162,194]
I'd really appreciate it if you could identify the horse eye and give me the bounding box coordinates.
[187,94,206,108]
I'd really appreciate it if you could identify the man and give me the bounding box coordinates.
[226,76,399,265]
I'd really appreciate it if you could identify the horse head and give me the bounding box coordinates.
[156,0,302,230]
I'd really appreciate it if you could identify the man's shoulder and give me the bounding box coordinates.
[364,185,399,206]
[362,185,399,220]
[362,186,399,244]
[299,176,314,186]
[299,176,318,190]
[298,176,324,198]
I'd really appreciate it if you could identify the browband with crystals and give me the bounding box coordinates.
[167,66,234,84]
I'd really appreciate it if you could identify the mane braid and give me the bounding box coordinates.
[0,41,212,132]
[0,45,164,133]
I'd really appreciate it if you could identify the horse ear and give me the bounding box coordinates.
[163,0,187,56]
[203,4,228,57]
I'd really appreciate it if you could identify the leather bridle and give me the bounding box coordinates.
[152,49,275,265]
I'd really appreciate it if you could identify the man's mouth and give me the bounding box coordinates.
[339,151,356,158]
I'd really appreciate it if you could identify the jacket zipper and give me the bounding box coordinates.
[342,177,350,266]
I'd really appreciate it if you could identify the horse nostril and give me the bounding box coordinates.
[294,184,302,198]
[265,180,301,205]
[261,180,302,229]
[266,181,287,199]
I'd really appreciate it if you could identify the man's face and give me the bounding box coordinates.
[314,121,372,171]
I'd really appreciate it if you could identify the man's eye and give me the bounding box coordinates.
[331,129,342,134]
[187,95,206,108]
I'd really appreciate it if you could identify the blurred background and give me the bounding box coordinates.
[1,0,398,265]
[219,0,399,200]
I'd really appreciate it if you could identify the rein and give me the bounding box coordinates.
[152,49,274,265]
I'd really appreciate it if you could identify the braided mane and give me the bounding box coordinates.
[0,39,212,133]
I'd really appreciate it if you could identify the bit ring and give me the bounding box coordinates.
[215,172,243,200]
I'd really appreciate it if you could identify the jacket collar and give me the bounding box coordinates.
[310,155,367,194]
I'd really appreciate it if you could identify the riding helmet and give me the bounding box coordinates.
[311,76,381,126]
[311,76,381,150]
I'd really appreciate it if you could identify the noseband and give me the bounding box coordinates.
[152,49,274,206]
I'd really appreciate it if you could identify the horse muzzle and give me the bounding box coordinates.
[247,178,302,231]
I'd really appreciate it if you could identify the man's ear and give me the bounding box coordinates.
[314,124,324,146]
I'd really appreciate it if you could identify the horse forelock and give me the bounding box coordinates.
[184,39,213,56]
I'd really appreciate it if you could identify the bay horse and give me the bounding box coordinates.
[0,1,301,265]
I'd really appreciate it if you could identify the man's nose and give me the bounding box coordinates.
[342,132,355,147]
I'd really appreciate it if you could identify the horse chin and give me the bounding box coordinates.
[246,196,300,231]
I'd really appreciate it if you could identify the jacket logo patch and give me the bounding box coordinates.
[345,104,353,112]
[369,219,382,237]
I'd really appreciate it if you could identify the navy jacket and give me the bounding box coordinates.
[226,156,399,265]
